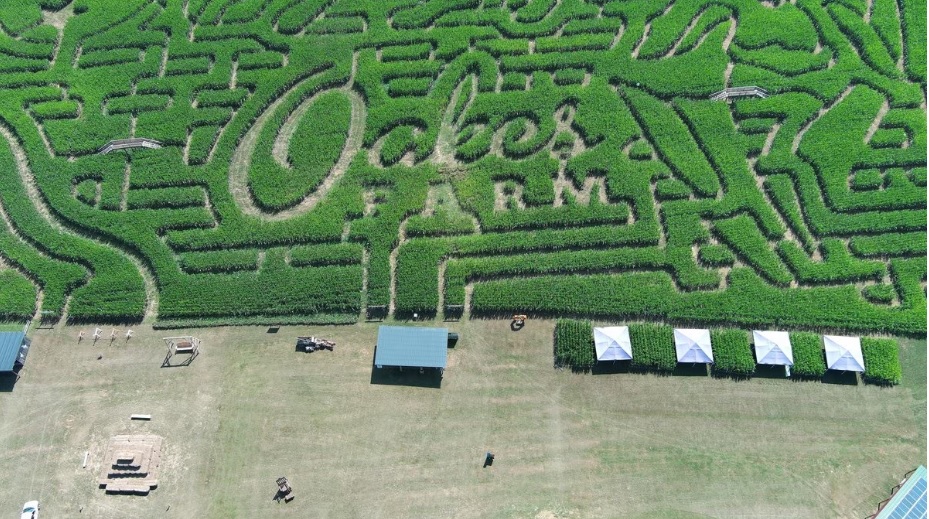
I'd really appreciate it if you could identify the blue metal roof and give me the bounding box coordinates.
[0,332,26,372]
[878,466,927,519]
[375,326,448,369]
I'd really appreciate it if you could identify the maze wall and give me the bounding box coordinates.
[0,0,924,334]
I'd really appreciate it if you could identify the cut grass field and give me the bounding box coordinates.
[0,320,923,518]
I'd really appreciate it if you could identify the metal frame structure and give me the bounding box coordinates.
[162,336,201,367]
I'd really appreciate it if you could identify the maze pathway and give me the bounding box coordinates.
[0,0,922,335]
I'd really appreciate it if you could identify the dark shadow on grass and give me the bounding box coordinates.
[821,370,859,385]
[753,364,790,379]
[161,351,198,368]
[672,364,709,377]
[0,373,17,392]
[369,348,442,388]
[393,309,437,322]
[370,366,442,388]
[629,367,673,377]
[592,361,631,375]
[710,370,752,381]
[862,378,897,387]
[789,373,825,382]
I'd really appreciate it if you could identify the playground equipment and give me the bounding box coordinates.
[162,336,201,367]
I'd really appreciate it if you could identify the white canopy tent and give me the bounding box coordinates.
[673,328,713,364]
[824,335,865,372]
[593,326,633,362]
[752,330,794,366]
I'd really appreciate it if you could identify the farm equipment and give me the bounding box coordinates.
[275,477,295,502]
[297,336,335,353]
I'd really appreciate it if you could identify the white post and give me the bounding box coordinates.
[82,451,89,468]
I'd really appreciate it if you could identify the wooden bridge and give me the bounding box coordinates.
[97,138,163,154]
[709,86,769,101]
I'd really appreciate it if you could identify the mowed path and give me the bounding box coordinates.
[0,321,923,518]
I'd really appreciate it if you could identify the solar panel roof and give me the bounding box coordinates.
[877,466,927,519]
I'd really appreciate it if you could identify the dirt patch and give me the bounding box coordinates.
[41,3,74,30]
[863,100,890,144]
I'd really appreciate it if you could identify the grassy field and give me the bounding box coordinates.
[0,320,923,518]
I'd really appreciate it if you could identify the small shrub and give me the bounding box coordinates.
[553,131,574,151]
[870,127,908,148]
[711,329,755,376]
[699,244,735,267]
[861,338,902,385]
[502,180,518,195]
[629,324,676,373]
[553,68,586,85]
[790,332,826,378]
[555,319,594,369]
[851,169,883,190]
[628,139,653,160]
[501,72,527,91]
[655,179,691,200]
[74,179,98,205]
[862,284,896,304]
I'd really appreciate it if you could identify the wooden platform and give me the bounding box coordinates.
[98,435,163,495]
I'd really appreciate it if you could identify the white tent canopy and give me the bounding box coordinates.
[674,328,713,364]
[752,330,794,366]
[824,335,865,372]
[593,326,633,362]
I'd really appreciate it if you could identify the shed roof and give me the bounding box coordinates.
[876,465,926,519]
[375,326,448,369]
[0,332,26,372]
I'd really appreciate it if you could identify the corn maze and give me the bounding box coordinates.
[0,0,924,334]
